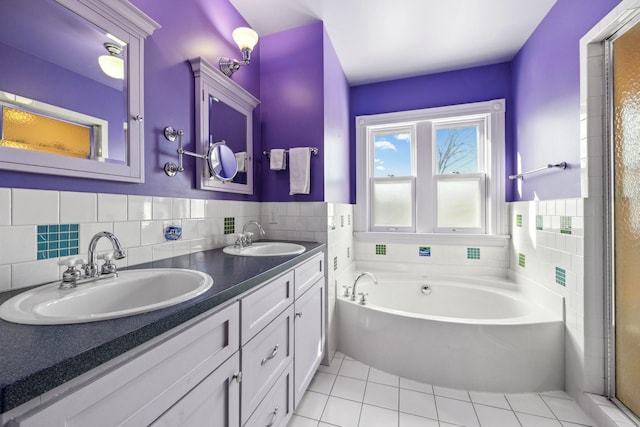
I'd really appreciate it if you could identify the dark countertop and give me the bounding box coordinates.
[0,241,324,414]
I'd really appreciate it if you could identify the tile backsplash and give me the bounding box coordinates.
[0,188,265,291]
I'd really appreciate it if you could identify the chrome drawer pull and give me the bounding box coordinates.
[266,406,279,427]
[295,312,303,318]
[232,371,243,383]
[261,344,279,365]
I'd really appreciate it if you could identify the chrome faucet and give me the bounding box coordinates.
[351,272,377,301]
[85,231,126,278]
[240,221,266,246]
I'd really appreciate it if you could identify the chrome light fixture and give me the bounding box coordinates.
[98,43,124,80]
[219,27,259,77]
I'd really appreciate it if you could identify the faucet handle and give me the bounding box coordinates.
[58,256,86,268]
[358,292,369,305]
[342,285,351,297]
[99,252,114,261]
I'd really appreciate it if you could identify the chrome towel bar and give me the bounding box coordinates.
[509,162,567,180]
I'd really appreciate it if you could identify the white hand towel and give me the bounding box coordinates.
[269,149,286,170]
[235,152,247,172]
[289,147,311,195]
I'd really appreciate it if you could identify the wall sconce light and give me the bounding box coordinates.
[219,27,259,77]
[98,43,124,80]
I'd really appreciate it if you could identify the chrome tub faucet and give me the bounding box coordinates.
[351,272,377,302]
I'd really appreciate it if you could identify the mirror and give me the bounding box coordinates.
[191,57,259,194]
[207,142,238,181]
[0,0,159,182]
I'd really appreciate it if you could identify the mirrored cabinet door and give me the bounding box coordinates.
[191,57,259,194]
[0,0,159,182]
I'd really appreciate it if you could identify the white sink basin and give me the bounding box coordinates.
[223,242,306,257]
[0,269,213,325]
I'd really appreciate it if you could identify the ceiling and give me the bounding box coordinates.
[229,0,557,85]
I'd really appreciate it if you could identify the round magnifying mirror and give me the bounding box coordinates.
[206,141,238,181]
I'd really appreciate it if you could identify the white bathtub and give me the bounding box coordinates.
[337,272,564,392]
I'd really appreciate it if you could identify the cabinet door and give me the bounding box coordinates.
[151,352,240,427]
[294,278,325,408]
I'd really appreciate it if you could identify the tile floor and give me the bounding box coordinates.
[288,352,598,427]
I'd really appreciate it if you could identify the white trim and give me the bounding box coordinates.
[190,58,260,195]
[355,98,507,237]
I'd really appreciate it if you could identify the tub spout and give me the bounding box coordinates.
[351,272,377,301]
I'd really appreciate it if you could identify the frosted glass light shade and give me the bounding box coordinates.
[98,55,124,80]
[232,27,259,51]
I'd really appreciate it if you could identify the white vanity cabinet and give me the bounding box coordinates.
[2,251,326,427]
[10,302,240,427]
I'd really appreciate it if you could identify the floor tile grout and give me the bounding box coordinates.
[292,355,595,427]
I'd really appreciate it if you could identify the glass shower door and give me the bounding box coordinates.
[611,18,640,420]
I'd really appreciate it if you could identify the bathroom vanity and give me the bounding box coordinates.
[0,243,325,427]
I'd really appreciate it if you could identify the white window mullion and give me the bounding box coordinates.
[415,121,433,233]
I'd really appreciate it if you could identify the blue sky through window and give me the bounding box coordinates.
[373,132,412,177]
[435,126,479,174]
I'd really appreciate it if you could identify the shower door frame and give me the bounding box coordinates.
[604,14,640,425]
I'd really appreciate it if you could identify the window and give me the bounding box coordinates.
[356,99,506,236]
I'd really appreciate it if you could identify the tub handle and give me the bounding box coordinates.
[358,292,368,305]
[261,344,279,365]
[342,285,351,297]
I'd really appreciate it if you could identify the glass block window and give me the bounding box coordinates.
[224,217,235,235]
[555,267,566,286]
[375,244,387,255]
[467,247,480,259]
[518,253,526,268]
[37,224,79,260]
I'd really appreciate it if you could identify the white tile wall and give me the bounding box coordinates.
[12,189,59,225]
[0,189,266,290]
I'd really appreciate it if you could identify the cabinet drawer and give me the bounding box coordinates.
[244,362,293,427]
[241,306,294,424]
[12,303,240,427]
[294,253,323,299]
[241,271,294,345]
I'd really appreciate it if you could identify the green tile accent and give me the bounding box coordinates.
[340,215,344,227]
[333,256,338,271]
[516,214,523,227]
[347,247,350,259]
[37,224,80,260]
[555,267,566,286]
[375,244,386,255]
[348,215,351,226]
[419,246,431,257]
[223,217,235,235]
[518,253,526,268]
[467,247,480,260]
[560,216,572,234]
[536,215,543,231]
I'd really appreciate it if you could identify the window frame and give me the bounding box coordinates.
[355,99,507,239]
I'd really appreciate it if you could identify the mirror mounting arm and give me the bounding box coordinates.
[163,126,236,182]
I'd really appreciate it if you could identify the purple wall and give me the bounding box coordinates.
[322,28,351,204]
[0,0,260,201]
[259,22,326,202]
[511,0,620,201]
[350,63,513,203]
